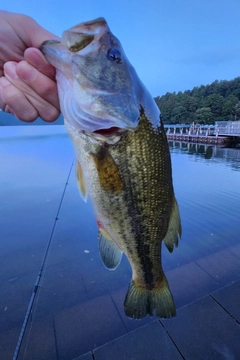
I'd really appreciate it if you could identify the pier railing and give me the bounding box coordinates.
[165,121,240,136]
[166,123,214,137]
[215,121,240,135]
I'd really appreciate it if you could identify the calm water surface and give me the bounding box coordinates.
[1,127,240,359]
[165,141,240,269]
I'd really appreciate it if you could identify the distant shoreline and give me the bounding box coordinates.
[0,111,64,126]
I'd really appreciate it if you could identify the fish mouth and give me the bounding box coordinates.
[93,127,121,136]
[89,126,127,144]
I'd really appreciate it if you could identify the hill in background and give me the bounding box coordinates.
[155,77,240,125]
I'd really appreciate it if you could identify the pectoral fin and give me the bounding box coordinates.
[97,221,123,270]
[163,197,182,253]
[76,160,87,202]
[91,147,123,193]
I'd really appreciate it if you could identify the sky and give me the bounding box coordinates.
[2,0,240,97]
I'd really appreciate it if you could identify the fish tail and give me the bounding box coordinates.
[124,275,176,319]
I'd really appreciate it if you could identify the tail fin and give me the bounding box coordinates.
[124,275,176,319]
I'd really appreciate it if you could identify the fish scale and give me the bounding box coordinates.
[108,113,171,281]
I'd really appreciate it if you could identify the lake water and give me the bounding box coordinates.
[1,127,240,359]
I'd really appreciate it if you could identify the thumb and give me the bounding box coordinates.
[20,16,60,48]
[30,26,60,48]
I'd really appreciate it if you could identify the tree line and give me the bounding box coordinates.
[154,77,240,124]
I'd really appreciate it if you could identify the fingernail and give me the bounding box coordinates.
[31,53,45,69]
[4,62,18,80]
[24,48,45,69]
[17,62,36,82]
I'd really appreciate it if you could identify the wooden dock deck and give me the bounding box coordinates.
[166,133,227,145]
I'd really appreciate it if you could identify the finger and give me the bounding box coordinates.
[3,62,60,122]
[16,14,60,49]
[28,21,60,49]
[0,77,9,111]
[0,77,17,115]
[0,77,7,110]
[0,76,38,121]
[15,60,60,110]
[24,48,56,79]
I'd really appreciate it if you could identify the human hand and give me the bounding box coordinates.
[0,11,60,122]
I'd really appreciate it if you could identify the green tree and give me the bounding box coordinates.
[233,101,240,120]
[170,105,187,123]
[202,94,225,117]
[195,107,213,124]
[222,95,239,118]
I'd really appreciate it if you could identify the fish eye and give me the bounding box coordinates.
[107,48,122,64]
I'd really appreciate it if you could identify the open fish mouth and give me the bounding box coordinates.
[89,126,127,144]
[93,127,121,136]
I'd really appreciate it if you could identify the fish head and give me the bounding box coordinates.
[41,18,142,143]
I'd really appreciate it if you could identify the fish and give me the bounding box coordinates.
[40,18,181,319]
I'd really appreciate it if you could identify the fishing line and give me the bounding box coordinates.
[12,159,74,360]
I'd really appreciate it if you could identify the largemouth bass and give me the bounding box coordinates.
[41,18,181,319]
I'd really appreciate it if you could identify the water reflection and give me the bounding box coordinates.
[168,141,240,271]
[169,141,240,170]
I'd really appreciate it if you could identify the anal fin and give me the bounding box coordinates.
[164,197,182,253]
[98,224,122,270]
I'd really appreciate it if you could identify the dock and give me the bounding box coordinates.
[166,121,240,146]
[2,125,240,360]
